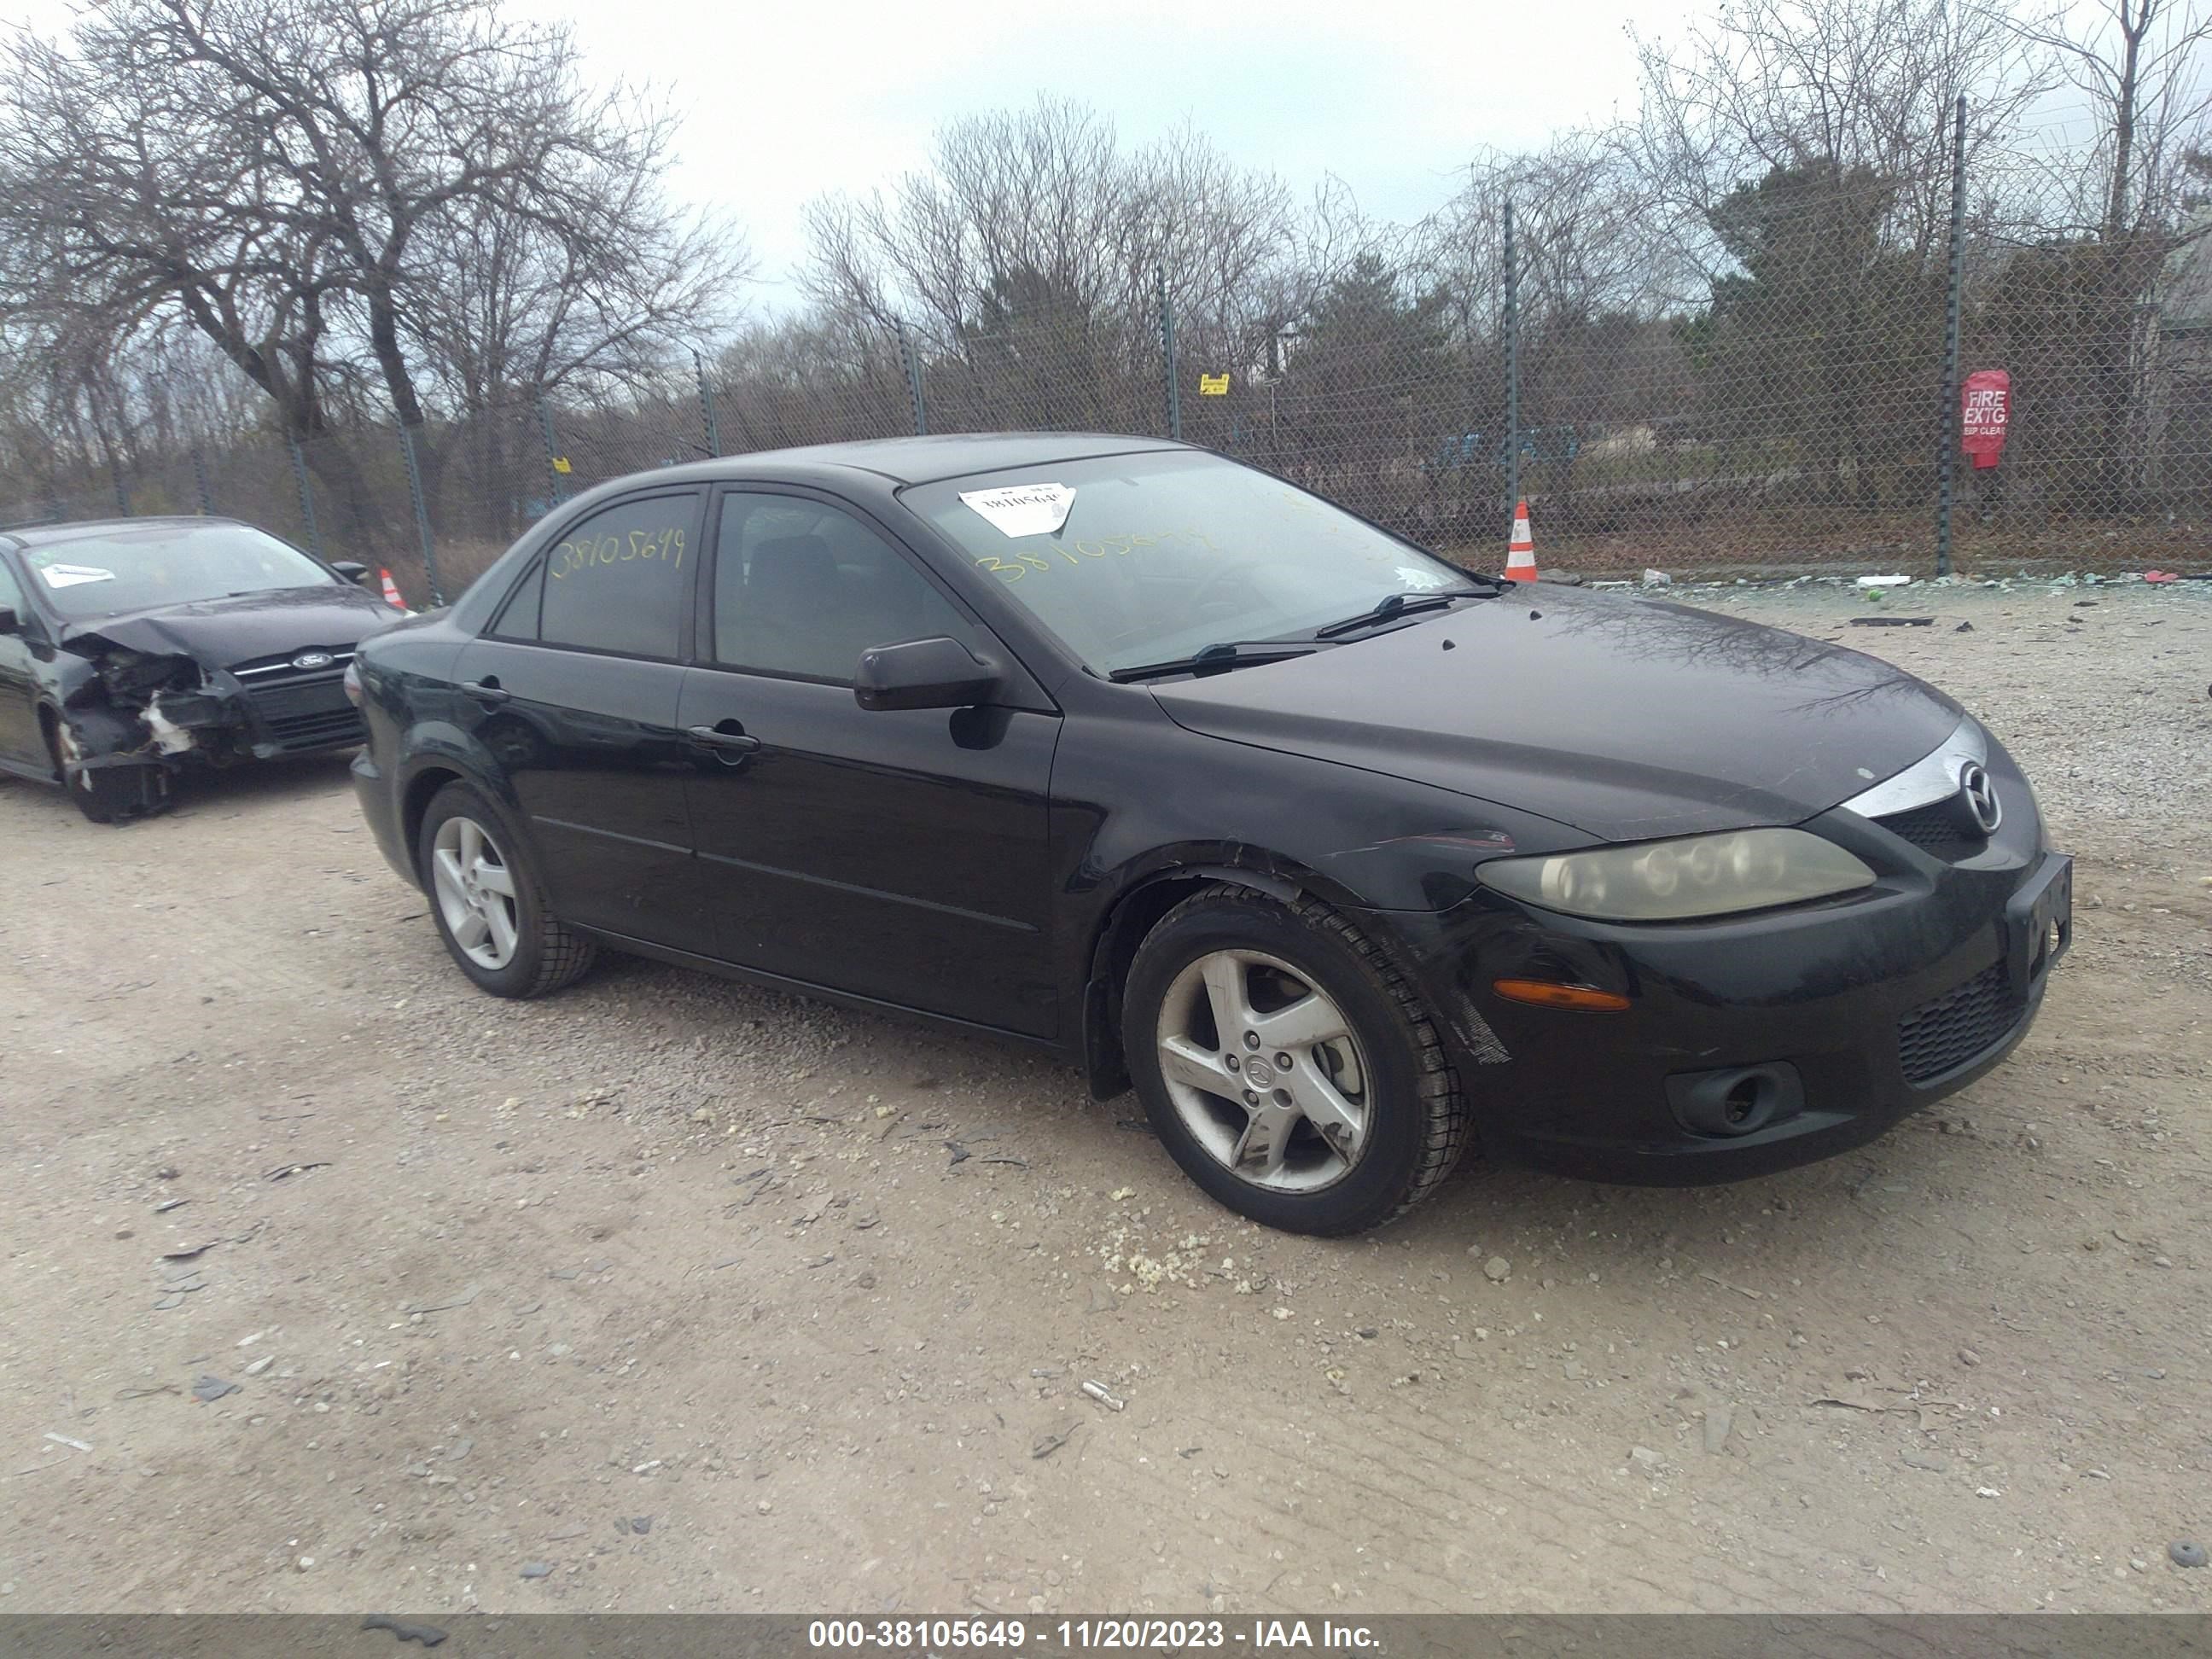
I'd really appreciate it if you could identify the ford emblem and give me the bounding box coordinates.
[292,649,335,672]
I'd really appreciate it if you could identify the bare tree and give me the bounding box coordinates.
[2004,0,2212,237]
[0,0,746,505]
[1634,0,2052,267]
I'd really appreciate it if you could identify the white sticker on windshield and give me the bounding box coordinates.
[39,563,117,590]
[958,482,1074,538]
[1396,566,1452,591]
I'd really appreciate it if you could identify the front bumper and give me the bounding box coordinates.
[1370,793,2070,1186]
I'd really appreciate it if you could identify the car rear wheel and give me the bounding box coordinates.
[1122,885,1470,1236]
[417,781,597,998]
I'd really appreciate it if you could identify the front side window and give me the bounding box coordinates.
[710,492,975,683]
[902,451,1468,675]
[19,522,335,622]
[536,492,697,659]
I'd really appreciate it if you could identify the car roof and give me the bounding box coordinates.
[640,431,1195,490]
[1,515,251,550]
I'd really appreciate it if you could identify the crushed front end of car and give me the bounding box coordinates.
[55,626,365,822]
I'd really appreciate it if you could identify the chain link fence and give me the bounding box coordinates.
[10,112,2212,605]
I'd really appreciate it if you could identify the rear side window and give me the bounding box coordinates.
[709,492,975,683]
[537,492,698,659]
[489,557,545,641]
[0,556,24,615]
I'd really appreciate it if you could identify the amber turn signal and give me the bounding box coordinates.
[1492,978,1632,1012]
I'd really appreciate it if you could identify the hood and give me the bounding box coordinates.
[58,584,400,669]
[1150,587,1965,842]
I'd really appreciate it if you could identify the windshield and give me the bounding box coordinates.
[20,522,335,622]
[903,451,1473,674]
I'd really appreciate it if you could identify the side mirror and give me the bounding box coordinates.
[0,606,17,636]
[330,561,370,584]
[854,636,1000,713]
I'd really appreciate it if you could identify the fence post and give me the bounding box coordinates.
[1503,199,1522,523]
[693,349,722,457]
[534,390,567,506]
[1156,266,1182,442]
[286,436,323,556]
[895,317,928,436]
[190,445,213,515]
[107,452,130,517]
[1936,95,1968,579]
[397,419,444,605]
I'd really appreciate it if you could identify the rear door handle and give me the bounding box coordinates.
[685,725,761,754]
[461,678,510,705]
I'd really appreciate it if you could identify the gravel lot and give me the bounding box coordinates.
[1,580,2208,1615]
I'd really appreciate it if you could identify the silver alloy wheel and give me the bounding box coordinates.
[431,814,521,970]
[1155,948,1371,1192]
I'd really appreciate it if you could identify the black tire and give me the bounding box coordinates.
[1121,884,1470,1237]
[44,712,167,825]
[416,780,597,998]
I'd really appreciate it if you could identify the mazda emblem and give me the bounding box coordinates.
[292,650,335,672]
[1959,763,2002,835]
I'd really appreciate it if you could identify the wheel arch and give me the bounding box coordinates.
[1079,854,1355,1100]
[400,763,470,881]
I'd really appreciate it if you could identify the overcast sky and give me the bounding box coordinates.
[553,0,1701,310]
[1,0,1703,311]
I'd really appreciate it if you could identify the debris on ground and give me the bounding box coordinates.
[190,1375,239,1403]
[360,1616,448,1648]
[1080,1380,1126,1412]
[1031,1420,1081,1459]
[2173,1541,2208,1569]
[1856,574,1912,588]
[518,1561,553,1580]
[1849,616,1936,626]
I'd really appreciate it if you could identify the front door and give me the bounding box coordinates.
[678,488,1061,1037]
[451,486,711,954]
[0,555,44,768]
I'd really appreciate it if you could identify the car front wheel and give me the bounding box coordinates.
[1121,885,1470,1236]
[417,781,597,998]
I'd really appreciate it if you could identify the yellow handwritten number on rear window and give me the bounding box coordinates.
[550,527,685,579]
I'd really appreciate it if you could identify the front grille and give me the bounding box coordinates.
[243,672,362,750]
[1875,798,1986,861]
[1898,960,2025,1086]
[230,649,355,684]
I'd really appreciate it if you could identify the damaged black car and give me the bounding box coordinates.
[0,517,403,823]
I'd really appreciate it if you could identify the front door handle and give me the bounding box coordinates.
[685,724,761,754]
[461,678,510,705]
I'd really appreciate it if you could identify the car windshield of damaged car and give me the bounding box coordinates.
[902,451,1488,677]
[20,523,338,621]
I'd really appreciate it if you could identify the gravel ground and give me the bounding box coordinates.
[0,581,2207,1615]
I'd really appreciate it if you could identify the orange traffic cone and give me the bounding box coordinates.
[1504,499,1538,582]
[377,568,407,610]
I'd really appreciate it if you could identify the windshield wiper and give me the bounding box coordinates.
[1313,585,1500,640]
[1108,641,1323,684]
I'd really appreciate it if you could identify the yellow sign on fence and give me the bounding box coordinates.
[552,457,573,474]
[1198,373,1231,396]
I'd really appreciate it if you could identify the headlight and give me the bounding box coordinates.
[1477,828,1876,922]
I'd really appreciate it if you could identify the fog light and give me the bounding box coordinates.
[1666,1062,1805,1137]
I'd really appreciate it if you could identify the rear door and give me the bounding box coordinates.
[677,486,1062,1036]
[451,487,712,954]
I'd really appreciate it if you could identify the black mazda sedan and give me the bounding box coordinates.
[0,517,402,822]
[350,434,2070,1235]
